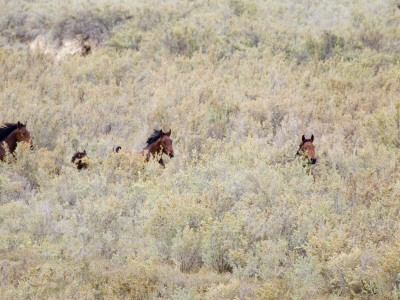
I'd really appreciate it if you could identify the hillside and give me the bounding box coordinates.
[1,0,400,299]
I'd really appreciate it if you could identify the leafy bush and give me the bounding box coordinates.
[0,0,400,298]
[163,22,201,57]
[50,6,131,45]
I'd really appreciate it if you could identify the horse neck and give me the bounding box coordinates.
[144,139,162,156]
[4,131,18,153]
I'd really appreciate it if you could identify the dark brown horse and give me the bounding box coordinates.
[297,135,316,164]
[116,129,174,167]
[0,122,33,161]
[71,150,89,170]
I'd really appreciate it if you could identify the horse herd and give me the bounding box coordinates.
[0,122,316,170]
[71,129,174,169]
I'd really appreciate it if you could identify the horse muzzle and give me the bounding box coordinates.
[169,153,174,158]
[310,158,317,164]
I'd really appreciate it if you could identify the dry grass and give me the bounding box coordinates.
[1,0,400,299]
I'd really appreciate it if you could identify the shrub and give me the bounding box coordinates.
[305,31,345,61]
[171,227,203,272]
[50,6,131,45]
[0,0,400,298]
[163,22,200,57]
[202,214,245,273]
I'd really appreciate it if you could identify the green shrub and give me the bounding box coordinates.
[163,22,200,57]
[0,0,399,298]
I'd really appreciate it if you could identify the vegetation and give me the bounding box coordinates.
[1,0,400,298]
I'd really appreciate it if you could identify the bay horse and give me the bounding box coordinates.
[115,129,174,167]
[0,122,33,161]
[297,135,317,164]
[71,150,89,170]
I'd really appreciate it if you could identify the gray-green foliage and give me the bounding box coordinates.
[1,0,400,299]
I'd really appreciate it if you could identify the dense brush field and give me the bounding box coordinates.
[1,0,400,299]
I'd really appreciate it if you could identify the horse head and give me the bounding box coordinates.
[15,122,34,149]
[160,129,174,158]
[297,135,316,164]
[72,150,89,170]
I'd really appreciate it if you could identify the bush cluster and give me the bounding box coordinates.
[1,0,400,298]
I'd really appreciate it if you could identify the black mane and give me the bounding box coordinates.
[146,129,163,147]
[0,123,19,141]
[71,150,87,163]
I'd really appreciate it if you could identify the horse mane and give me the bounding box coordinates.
[145,129,163,147]
[71,150,86,163]
[0,123,20,141]
[114,146,121,153]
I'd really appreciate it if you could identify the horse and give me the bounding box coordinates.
[0,122,33,161]
[115,129,174,167]
[71,150,89,170]
[297,135,317,164]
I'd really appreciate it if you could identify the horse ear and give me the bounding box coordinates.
[83,149,86,154]
[167,129,171,136]
[17,121,23,128]
[310,135,314,142]
[302,135,306,142]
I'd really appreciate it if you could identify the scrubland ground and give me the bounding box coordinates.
[1,0,400,299]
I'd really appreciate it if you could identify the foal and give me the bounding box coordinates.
[116,129,174,167]
[0,122,33,161]
[71,150,89,170]
[297,135,317,164]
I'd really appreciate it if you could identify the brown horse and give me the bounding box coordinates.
[297,135,316,164]
[116,129,174,167]
[71,150,89,170]
[0,122,33,161]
